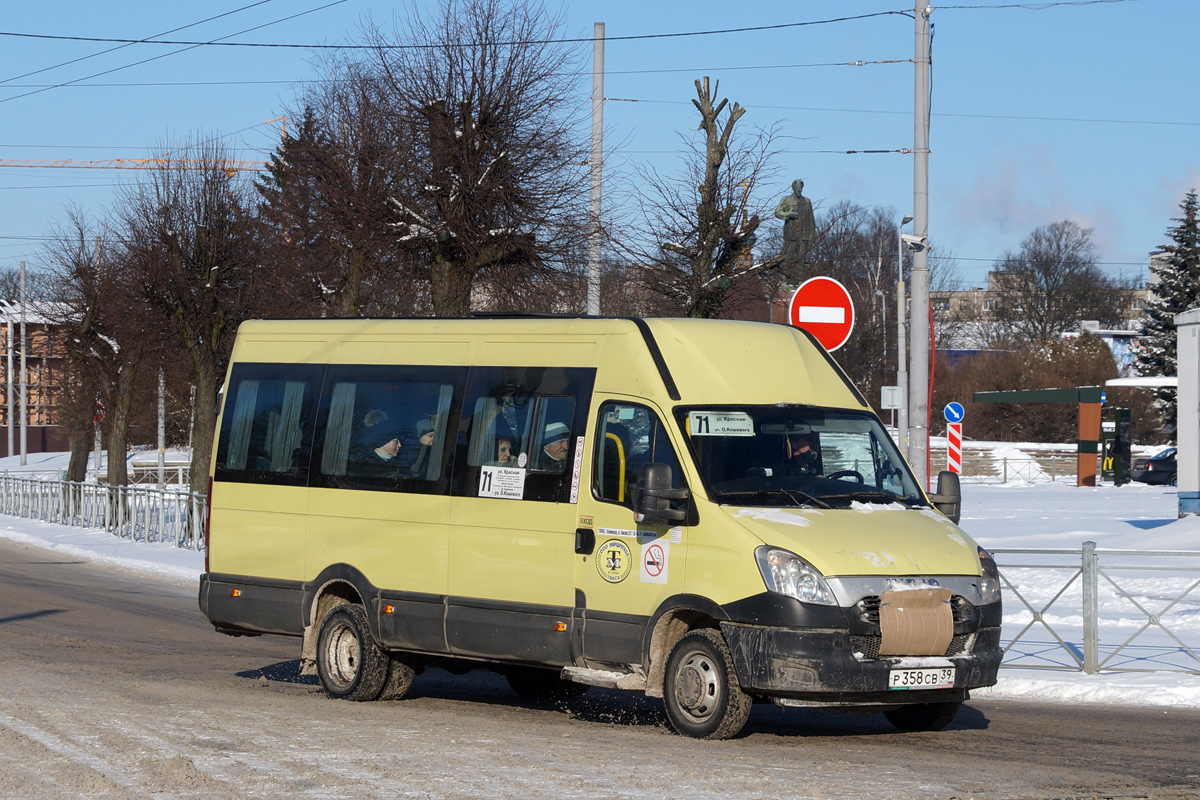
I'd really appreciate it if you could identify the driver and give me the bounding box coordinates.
[778,433,821,477]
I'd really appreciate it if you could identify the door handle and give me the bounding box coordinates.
[575,528,595,555]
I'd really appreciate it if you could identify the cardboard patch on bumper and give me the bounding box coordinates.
[878,587,953,656]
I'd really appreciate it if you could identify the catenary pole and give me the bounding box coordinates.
[587,22,604,316]
[908,4,932,488]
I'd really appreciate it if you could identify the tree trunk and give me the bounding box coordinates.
[65,429,91,483]
[429,246,473,317]
[188,354,219,497]
[104,364,139,487]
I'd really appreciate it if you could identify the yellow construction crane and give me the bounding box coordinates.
[0,117,282,177]
[0,158,266,177]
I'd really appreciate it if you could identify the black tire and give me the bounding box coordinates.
[505,667,590,699]
[315,604,389,701]
[378,652,417,701]
[662,629,752,740]
[884,701,962,731]
[1169,473,1178,487]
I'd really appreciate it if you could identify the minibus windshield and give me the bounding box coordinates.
[677,407,927,509]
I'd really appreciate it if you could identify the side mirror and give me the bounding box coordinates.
[633,463,689,525]
[928,470,961,524]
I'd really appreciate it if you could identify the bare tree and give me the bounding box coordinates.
[989,220,1132,345]
[365,0,591,316]
[43,208,158,486]
[626,77,783,318]
[116,138,266,494]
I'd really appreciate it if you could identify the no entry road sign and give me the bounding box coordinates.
[788,277,855,352]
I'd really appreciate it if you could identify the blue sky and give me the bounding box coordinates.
[1,0,1196,288]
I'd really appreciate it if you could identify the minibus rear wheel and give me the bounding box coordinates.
[315,604,389,701]
[884,701,962,731]
[663,629,752,739]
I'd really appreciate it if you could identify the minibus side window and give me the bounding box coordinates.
[593,402,686,508]
[214,363,322,486]
[454,366,595,503]
[309,364,466,495]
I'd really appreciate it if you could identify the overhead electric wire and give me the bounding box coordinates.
[0,0,348,107]
[938,0,1143,9]
[0,10,907,50]
[0,0,277,86]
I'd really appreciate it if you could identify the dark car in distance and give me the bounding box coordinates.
[1132,447,1177,486]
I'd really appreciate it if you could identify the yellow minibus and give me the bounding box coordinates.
[199,316,1000,739]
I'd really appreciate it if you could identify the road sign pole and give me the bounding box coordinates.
[947,422,962,474]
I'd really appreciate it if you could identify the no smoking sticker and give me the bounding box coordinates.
[640,540,670,584]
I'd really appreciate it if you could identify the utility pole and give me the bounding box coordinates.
[586,22,605,316]
[19,262,26,466]
[908,4,932,488]
[6,305,12,460]
[897,214,913,453]
[158,368,166,489]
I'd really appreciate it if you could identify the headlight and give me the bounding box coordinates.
[978,546,1002,605]
[755,547,837,606]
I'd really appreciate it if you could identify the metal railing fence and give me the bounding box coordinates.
[931,452,1086,484]
[0,475,206,551]
[993,543,1200,675]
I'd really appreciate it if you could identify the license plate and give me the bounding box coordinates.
[888,667,955,690]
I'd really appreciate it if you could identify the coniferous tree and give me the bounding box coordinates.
[1136,190,1200,432]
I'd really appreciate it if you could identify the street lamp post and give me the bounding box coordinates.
[897,214,913,455]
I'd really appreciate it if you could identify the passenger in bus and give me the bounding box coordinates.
[486,435,513,467]
[535,422,571,472]
[351,433,403,477]
[409,418,437,478]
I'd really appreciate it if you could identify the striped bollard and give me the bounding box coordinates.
[947,422,962,474]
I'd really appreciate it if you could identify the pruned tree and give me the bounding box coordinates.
[1135,189,1200,432]
[629,77,783,318]
[987,220,1132,345]
[116,138,267,494]
[365,0,590,316]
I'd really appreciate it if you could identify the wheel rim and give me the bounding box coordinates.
[672,648,724,724]
[323,619,361,690]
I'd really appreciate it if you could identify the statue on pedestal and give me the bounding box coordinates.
[774,179,816,273]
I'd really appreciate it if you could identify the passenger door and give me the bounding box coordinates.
[445,366,595,665]
[574,399,690,667]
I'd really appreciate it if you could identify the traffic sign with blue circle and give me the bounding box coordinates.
[943,402,965,423]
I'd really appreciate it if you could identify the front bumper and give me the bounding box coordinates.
[720,622,1001,706]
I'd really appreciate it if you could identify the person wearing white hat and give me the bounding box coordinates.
[536,422,571,472]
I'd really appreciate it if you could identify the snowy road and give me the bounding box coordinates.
[1,537,1198,800]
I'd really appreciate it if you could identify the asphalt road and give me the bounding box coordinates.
[1,536,1197,800]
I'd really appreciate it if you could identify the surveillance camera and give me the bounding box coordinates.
[900,233,928,252]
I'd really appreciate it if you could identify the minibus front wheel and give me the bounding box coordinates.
[315,604,389,702]
[663,629,752,739]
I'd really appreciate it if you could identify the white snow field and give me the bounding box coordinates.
[2,447,1198,709]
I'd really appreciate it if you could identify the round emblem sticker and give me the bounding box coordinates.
[595,539,632,584]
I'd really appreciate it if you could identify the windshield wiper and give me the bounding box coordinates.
[714,489,832,510]
[819,489,923,507]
